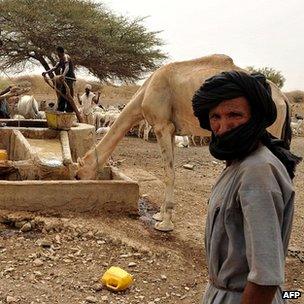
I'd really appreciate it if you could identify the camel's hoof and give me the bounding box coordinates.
[152,212,163,221]
[154,220,174,232]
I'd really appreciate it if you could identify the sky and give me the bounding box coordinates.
[2,0,303,91]
[99,0,303,91]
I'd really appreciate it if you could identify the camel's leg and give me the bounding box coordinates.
[143,123,152,141]
[152,121,175,232]
[191,135,197,147]
[138,120,144,138]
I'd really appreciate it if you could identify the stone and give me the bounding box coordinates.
[20,222,32,232]
[6,296,18,303]
[85,296,98,303]
[120,253,132,258]
[15,220,27,229]
[92,283,103,291]
[183,164,194,170]
[160,274,167,280]
[128,262,137,267]
[35,239,51,248]
[33,258,44,267]
[54,235,61,244]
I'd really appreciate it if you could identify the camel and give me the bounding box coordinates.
[75,54,290,232]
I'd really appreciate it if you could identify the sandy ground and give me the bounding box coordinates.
[0,132,303,304]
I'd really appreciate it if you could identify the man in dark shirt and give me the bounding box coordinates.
[0,86,11,118]
[42,46,76,112]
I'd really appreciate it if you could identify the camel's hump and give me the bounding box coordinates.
[170,54,235,67]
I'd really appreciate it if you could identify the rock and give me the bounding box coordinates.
[183,164,194,170]
[15,220,27,229]
[63,258,72,263]
[101,295,108,301]
[33,258,44,267]
[128,262,137,267]
[38,239,52,248]
[6,296,18,303]
[54,235,61,244]
[4,267,14,273]
[92,283,103,291]
[20,222,32,232]
[160,274,167,280]
[120,253,132,258]
[85,296,98,303]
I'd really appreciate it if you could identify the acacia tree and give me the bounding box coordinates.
[246,66,286,89]
[0,0,167,81]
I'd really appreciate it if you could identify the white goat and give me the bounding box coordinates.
[175,136,190,148]
[16,95,41,119]
[291,118,303,136]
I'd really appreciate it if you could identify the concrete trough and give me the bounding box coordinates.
[0,119,139,215]
[0,169,139,215]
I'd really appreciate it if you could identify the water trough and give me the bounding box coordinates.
[0,119,139,215]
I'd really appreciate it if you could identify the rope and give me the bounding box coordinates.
[43,75,83,123]
[94,145,100,176]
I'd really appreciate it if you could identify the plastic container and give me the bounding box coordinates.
[101,266,133,291]
[0,149,8,161]
[45,111,76,130]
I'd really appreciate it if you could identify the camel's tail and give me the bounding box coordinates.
[88,80,148,167]
[281,95,292,149]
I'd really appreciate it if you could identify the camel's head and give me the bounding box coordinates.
[74,153,98,180]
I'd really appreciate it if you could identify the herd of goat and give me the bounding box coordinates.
[8,95,304,144]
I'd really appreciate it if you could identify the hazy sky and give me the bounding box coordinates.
[100,0,303,91]
[2,0,302,91]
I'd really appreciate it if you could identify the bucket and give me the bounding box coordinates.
[0,149,8,161]
[46,111,76,131]
[101,266,133,291]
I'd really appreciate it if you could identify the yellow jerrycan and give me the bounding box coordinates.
[101,266,133,291]
[0,149,8,161]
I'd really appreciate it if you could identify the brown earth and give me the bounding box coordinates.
[0,131,303,304]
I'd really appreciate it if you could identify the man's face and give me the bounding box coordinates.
[209,97,251,136]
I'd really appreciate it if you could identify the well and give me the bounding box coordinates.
[0,119,139,215]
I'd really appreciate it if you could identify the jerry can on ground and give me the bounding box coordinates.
[101,266,133,291]
[0,149,8,161]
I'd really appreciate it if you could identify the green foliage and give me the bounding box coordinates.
[0,0,167,82]
[0,78,11,90]
[246,66,285,88]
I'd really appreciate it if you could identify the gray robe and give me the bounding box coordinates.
[202,145,295,304]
